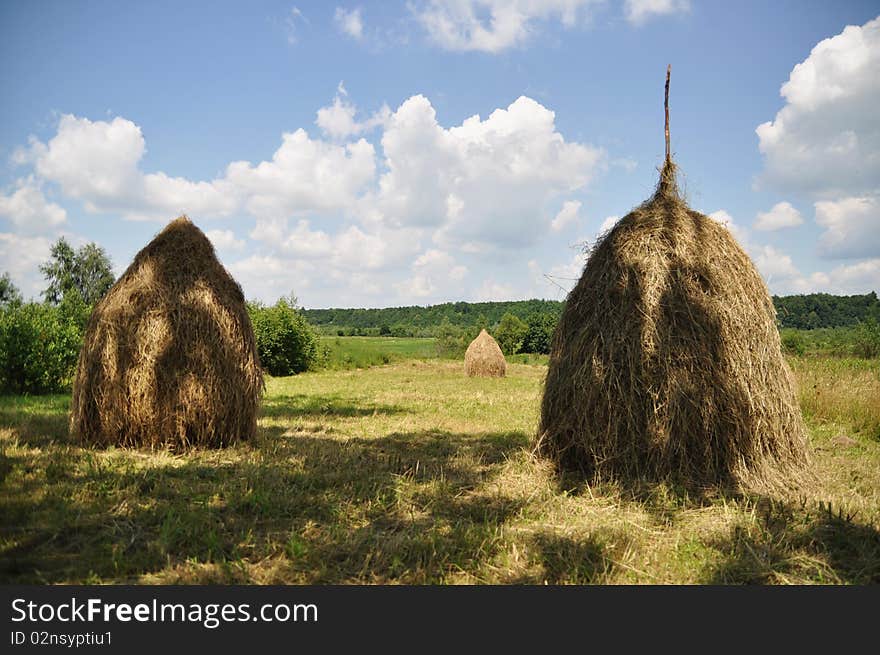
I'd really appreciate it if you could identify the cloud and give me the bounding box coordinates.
[393,247,468,300]
[411,0,596,53]
[375,94,604,249]
[761,256,880,296]
[31,115,145,209]
[0,232,54,299]
[598,214,619,234]
[551,200,581,231]
[473,277,518,301]
[754,201,803,231]
[0,178,67,233]
[315,82,391,140]
[624,0,690,26]
[707,209,749,245]
[814,195,880,259]
[9,92,607,306]
[249,216,420,273]
[204,229,245,252]
[27,114,236,221]
[752,244,802,284]
[227,254,315,303]
[611,157,638,172]
[334,7,364,39]
[285,6,308,44]
[224,129,376,219]
[819,258,880,294]
[755,16,880,197]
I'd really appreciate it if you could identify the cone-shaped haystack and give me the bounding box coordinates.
[465,329,507,378]
[70,216,263,449]
[538,68,808,491]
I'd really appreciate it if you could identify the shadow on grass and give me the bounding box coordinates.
[553,467,880,584]
[259,394,409,419]
[702,497,880,584]
[0,402,535,583]
[508,532,619,584]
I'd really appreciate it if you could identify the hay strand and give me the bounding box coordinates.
[69,216,263,449]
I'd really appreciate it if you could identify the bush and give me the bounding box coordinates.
[780,329,806,356]
[494,313,528,355]
[435,318,473,358]
[248,298,324,376]
[853,318,880,359]
[0,302,83,393]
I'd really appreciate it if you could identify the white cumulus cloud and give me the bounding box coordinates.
[624,0,690,26]
[598,214,619,234]
[0,178,67,233]
[375,94,604,249]
[225,129,376,219]
[27,114,236,221]
[0,232,54,300]
[756,16,880,197]
[315,82,391,140]
[814,195,880,259]
[551,200,581,232]
[754,201,803,231]
[412,0,596,53]
[204,229,245,252]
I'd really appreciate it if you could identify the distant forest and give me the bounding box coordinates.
[302,292,880,336]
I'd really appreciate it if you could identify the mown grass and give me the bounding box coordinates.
[1,356,878,584]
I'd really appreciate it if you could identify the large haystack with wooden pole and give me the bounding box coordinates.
[69,216,263,449]
[465,329,507,378]
[537,67,809,492]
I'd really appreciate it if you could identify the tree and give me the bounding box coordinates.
[0,272,22,307]
[40,238,115,306]
[494,312,528,355]
[521,312,558,354]
[247,297,324,375]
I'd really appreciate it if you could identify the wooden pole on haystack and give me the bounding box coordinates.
[664,64,671,164]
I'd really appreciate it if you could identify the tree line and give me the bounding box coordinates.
[303,292,880,335]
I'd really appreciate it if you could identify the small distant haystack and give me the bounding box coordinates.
[70,216,263,449]
[465,329,507,378]
[537,68,809,492]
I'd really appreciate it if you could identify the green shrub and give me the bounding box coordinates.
[0,302,83,393]
[494,312,528,355]
[780,329,806,356]
[248,298,324,376]
[853,318,880,359]
[435,319,472,358]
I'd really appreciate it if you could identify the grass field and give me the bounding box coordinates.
[320,336,439,369]
[1,352,878,584]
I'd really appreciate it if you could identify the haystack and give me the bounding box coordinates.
[465,329,507,378]
[537,68,809,491]
[70,216,263,449]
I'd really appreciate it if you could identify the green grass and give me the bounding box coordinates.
[320,337,439,369]
[1,356,878,584]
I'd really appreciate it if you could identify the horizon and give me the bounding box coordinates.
[2,1,879,309]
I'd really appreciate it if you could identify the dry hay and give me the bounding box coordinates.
[70,216,263,449]
[465,329,507,378]
[537,161,810,492]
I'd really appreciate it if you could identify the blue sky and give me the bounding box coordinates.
[1,0,878,308]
